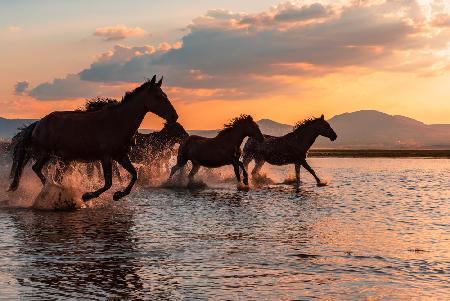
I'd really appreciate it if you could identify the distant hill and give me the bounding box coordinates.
[1,111,449,149]
[316,110,450,149]
[0,117,37,140]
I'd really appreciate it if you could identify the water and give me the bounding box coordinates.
[0,158,449,300]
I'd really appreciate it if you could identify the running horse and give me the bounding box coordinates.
[130,122,189,176]
[242,115,337,190]
[168,115,264,187]
[8,75,178,201]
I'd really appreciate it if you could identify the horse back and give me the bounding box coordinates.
[180,135,239,167]
[31,110,133,159]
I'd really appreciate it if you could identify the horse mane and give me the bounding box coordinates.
[219,114,253,134]
[292,117,321,133]
[82,97,119,112]
[121,78,156,103]
[77,78,157,112]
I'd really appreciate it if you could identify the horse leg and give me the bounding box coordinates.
[300,159,323,185]
[188,163,200,185]
[238,161,249,185]
[113,155,137,201]
[82,158,112,201]
[32,156,50,186]
[295,163,301,191]
[8,152,30,191]
[169,156,187,179]
[233,161,241,184]
[242,153,252,176]
[252,159,265,178]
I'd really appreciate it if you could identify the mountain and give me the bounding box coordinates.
[0,117,37,140]
[1,111,449,149]
[315,110,450,149]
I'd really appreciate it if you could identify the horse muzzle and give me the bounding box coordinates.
[168,113,178,123]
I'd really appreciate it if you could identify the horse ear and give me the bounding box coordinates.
[157,76,163,87]
[150,75,156,85]
[321,114,324,120]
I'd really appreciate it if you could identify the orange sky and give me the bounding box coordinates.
[1,0,450,129]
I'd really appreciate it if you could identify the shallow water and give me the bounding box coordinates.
[0,158,449,300]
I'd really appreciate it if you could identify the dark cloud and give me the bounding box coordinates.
[14,81,29,94]
[29,74,101,100]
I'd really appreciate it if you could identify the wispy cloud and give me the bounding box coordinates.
[93,24,146,41]
[7,26,23,33]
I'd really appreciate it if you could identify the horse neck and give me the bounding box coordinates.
[217,125,248,147]
[291,126,320,152]
[114,97,148,136]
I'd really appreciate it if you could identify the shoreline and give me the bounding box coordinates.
[308,149,450,158]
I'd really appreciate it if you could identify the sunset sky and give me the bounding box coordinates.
[1,0,450,129]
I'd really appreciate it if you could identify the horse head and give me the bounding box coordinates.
[138,75,178,123]
[163,122,189,143]
[315,115,337,141]
[242,115,264,142]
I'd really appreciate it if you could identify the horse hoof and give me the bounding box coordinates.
[82,192,95,201]
[113,191,125,201]
[317,182,327,187]
[237,183,249,191]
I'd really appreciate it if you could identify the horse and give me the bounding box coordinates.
[168,115,264,187]
[9,98,124,183]
[242,115,337,190]
[8,75,178,201]
[130,122,189,176]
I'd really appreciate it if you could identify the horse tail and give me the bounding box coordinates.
[8,121,37,191]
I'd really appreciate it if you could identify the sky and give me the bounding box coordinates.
[1,0,450,129]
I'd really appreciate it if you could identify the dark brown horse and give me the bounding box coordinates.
[242,115,337,189]
[130,122,188,175]
[9,75,178,201]
[168,115,264,186]
[9,98,123,183]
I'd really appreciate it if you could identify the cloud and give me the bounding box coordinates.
[14,81,29,94]
[432,13,450,27]
[29,1,450,101]
[7,26,23,33]
[93,25,146,41]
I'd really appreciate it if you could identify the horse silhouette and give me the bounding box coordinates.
[9,75,178,201]
[242,115,337,189]
[169,115,264,187]
[9,97,124,184]
[130,122,189,176]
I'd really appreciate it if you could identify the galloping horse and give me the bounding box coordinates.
[9,97,123,183]
[168,115,264,187]
[9,75,178,201]
[242,115,337,189]
[130,122,189,175]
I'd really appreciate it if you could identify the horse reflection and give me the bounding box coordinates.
[9,208,178,299]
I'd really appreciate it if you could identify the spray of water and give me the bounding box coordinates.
[0,146,325,210]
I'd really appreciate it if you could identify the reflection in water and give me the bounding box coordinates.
[7,207,177,299]
[0,158,449,300]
